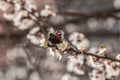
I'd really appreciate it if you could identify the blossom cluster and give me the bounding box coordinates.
[0,0,55,30]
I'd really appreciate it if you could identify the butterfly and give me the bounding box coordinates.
[48,30,64,44]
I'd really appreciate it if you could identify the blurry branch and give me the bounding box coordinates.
[1,4,120,38]
[57,9,120,19]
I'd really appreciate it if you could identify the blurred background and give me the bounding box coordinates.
[0,0,120,80]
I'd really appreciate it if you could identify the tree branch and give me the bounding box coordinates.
[39,21,120,63]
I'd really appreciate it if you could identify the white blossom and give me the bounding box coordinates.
[24,0,37,12]
[95,62,104,70]
[29,27,40,34]
[0,1,10,11]
[69,32,80,42]
[87,56,105,70]
[27,26,46,46]
[66,61,76,72]
[14,1,22,11]
[56,40,68,51]
[73,66,84,75]
[13,10,28,23]
[3,13,15,21]
[105,64,119,79]
[34,12,39,17]
[18,19,35,30]
[67,54,85,75]
[69,32,90,50]
[87,56,104,70]
[103,61,120,79]
[13,10,28,27]
[115,54,120,60]
[78,38,90,50]
[40,5,56,17]
[97,45,106,55]
[40,9,52,17]
[47,47,62,60]
[39,38,46,47]
[68,54,84,64]
[27,34,40,45]
[89,70,105,80]
[27,33,45,46]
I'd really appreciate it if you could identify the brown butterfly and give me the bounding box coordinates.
[48,30,64,44]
